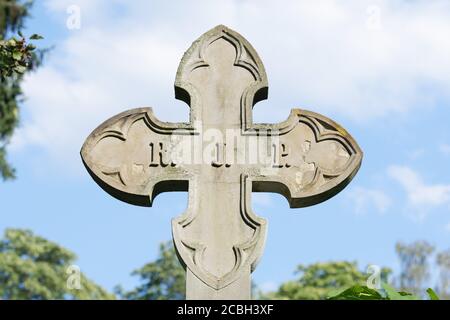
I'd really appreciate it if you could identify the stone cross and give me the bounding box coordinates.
[81,25,362,300]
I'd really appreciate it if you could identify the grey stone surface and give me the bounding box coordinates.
[81,25,363,300]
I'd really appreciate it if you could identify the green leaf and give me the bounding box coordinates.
[13,65,27,74]
[426,288,440,300]
[12,51,23,61]
[30,34,44,40]
[327,288,346,299]
[382,283,419,300]
[328,285,384,300]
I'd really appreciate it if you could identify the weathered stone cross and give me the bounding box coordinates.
[81,25,362,300]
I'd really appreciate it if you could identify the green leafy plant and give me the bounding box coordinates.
[1,0,47,181]
[328,283,440,300]
[426,288,440,300]
[263,261,391,300]
[0,32,42,78]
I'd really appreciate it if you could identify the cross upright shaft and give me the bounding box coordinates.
[81,25,363,300]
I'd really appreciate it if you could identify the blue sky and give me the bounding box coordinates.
[1,0,450,293]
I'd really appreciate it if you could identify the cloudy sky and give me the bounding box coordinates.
[1,0,450,293]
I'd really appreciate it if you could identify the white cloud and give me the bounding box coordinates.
[388,165,450,218]
[348,186,391,215]
[11,0,450,172]
[446,223,450,232]
[13,12,185,171]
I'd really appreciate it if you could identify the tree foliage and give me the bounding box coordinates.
[436,249,450,299]
[0,0,32,34]
[395,240,435,296]
[117,241,185,300]
[0,229,114,299]
[264,261,391,300]
[1,231,448,300]
[0,0,43,180]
